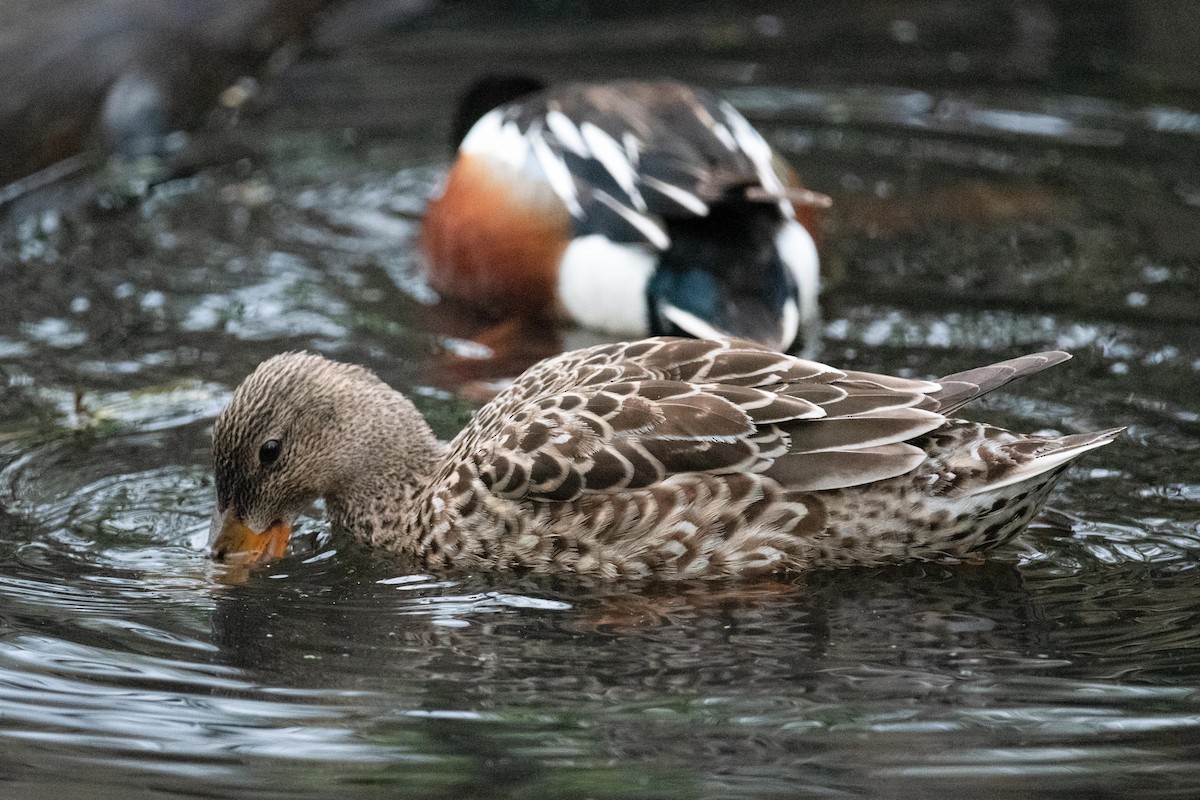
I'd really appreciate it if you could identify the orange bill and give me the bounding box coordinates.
[209,507,292,565]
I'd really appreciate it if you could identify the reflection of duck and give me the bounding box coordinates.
[202,555,1057,798]
[420,77,829,352]
[208,336,1119,577]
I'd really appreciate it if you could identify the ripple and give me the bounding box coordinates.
[74,381,227,432]
[394,590,574,627]
[182,267,350,340]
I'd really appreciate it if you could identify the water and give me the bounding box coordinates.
[2,6,1200,799]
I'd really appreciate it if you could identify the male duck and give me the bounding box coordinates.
[210,337,1120,578]
[420,78,829,352]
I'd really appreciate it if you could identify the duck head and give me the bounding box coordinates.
[208,352,437,565]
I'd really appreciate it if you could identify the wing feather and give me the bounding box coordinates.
[453,339,1076,503]
[489,81,802,249]
[787,409,946,454]
[925,351,1071,414]
[816,388,925,417]
[764,444,929,491]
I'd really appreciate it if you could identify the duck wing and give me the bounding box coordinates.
[466,81,797,248]
[453,338,956,502]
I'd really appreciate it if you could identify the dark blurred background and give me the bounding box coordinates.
[2,0,1198,188]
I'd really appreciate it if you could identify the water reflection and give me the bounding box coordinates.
[185,554,1200,798]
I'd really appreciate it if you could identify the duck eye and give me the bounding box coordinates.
[259,439,282,466]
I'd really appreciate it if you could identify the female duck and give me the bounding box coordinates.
[210,337,1119,578]
[420,78,828,352]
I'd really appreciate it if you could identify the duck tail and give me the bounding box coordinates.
[964,427,1125,496]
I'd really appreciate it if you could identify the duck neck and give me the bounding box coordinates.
[324,393,447,552]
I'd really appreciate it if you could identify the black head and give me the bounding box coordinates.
[451,73,547,149]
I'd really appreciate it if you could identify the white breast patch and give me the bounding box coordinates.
[557,235,655,336]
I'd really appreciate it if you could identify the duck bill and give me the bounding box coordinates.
[210,507,292,565]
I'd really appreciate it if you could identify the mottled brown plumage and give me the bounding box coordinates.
[210,338,1121,577]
